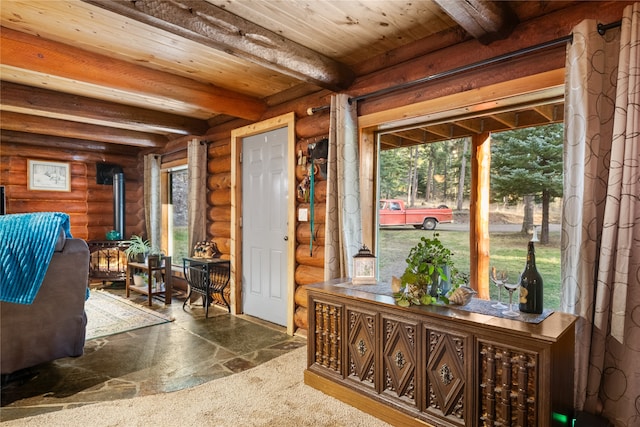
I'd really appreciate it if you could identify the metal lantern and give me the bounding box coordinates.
[352,245,376,284]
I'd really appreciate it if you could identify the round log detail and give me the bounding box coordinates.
[296,222,325,245]
[208,206,231,222]
[296,111,330,139]
[208,188,231,206]
[312,180,327,202]
[207,139,231,157]
[207,172,231,191]
[208,221,231,238]
[294,306,308,330]
[208,154,231,174]
[295,264,325,285]
[295,245,324,268]
[294,284,310,308]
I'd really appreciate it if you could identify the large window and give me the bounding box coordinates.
[166,166,189,266]
[376,121,563,310]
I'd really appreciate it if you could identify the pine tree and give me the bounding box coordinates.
[491,124,563,244]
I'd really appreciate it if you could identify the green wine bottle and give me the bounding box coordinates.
[519,241,543,314]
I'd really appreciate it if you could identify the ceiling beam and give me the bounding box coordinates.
[433,0,518,44]
[420,124,451,139]
[0,27,266,121]
[0,82,209,136]
[0,112,167,148]
[84,0,355,92]
[0,130,142,155]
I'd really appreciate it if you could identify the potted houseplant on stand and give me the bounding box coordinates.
[394,233,474,307]
[124,235,151,262]
[124,235,165,290]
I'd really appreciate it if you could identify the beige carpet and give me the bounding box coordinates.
[4,347,391,427]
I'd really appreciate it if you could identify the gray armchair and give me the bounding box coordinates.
[1,233,89,374]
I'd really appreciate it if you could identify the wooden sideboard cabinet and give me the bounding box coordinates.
[304,280,577,427]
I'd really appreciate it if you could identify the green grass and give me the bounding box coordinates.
[171,226,189,265]
[378,228,562,310]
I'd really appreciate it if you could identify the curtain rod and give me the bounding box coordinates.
[307,19,622,114]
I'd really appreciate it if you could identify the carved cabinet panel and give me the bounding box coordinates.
[423,326,470,426]
[479,341,538,426]
[381,314,419,409]
[345,305,377,390]
[305,281,576,427]
[311,299,343,375]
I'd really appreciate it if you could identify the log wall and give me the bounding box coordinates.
[202,2,600,333]
[0,143,144,240]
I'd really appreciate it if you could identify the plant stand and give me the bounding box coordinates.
[126,256,172,306]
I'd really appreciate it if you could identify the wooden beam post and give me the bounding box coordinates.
[471,132,491,299]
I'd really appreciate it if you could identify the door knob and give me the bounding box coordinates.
[284,236,288,241]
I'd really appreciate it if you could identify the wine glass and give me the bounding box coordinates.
[502,278,520,317]
[490,267,507,309]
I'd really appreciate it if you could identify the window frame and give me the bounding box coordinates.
[161,161,188,267]
[360,70,565,297]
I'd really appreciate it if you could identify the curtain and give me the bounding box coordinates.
[562,4,640,424]
[324,94,363,280]
[187,138,207,254]
[143,154,161,251]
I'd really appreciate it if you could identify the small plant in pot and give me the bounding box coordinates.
[395,233,457,307]
[132,271,149,287]
[124,235,151,263]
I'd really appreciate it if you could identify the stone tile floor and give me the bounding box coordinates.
[0,283,306,423]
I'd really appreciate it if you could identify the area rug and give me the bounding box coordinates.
[3,347,391,427]
[84,290,174,340]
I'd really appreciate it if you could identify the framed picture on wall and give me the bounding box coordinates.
[28,160,70,192]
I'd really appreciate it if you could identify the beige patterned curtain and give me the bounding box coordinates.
[187,138,207,254]
[324,94,363,280]
[143,154,161,250]
[562,4,639,424]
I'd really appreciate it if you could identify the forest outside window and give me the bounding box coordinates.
[163,165,189,266]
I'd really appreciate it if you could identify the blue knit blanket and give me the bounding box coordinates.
[0,212,72,304]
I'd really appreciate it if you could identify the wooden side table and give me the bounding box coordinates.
[126,256,172,306]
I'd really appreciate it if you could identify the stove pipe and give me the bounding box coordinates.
[113,172,125,239]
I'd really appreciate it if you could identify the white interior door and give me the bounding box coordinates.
[241,126,288,326]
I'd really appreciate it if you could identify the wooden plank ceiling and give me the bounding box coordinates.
[0,1,571,153]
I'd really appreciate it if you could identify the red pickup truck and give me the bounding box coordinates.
[379,199,453,230]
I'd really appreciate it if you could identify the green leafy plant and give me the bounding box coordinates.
[394,233,466,306]
[124,235,151,261]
